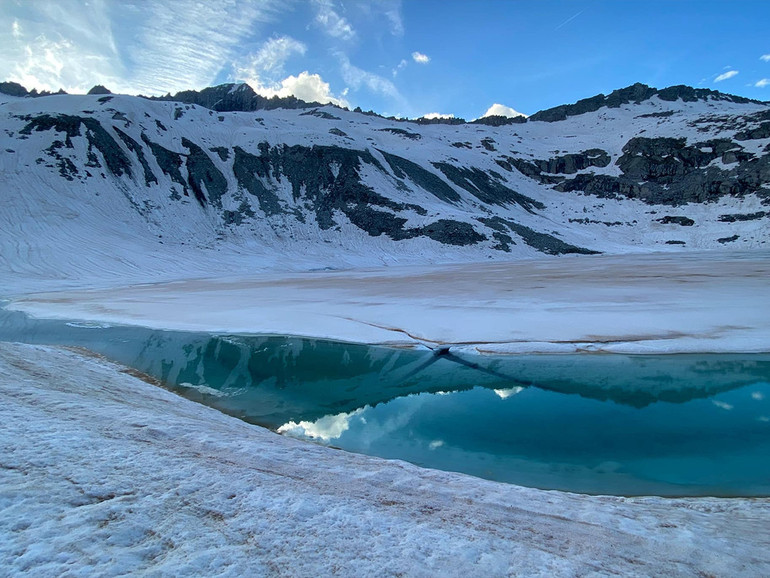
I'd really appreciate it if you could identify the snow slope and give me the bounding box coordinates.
[2,342,769,576]
[1,83,770,291]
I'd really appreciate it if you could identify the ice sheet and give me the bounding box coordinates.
[9,252,770,354]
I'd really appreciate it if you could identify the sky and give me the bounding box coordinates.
[1,0,770,120]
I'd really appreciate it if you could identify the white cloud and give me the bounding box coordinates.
[278,408,364,441]
[233,36,306,82]
[482,103,527,118]
[714,70,739,82]
[11,19,21,38]
[392,59,408,77]
[493,387,523,399]
[313,0,355,40]
[231,36,348,108]
[338,53,401,100]
[755,78,770,88]
[245,71,349,108]
[412,51,430,64]
[421,112,454,119]
[761,54,770,62]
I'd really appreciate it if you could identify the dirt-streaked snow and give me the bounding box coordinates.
[2,342,769,576]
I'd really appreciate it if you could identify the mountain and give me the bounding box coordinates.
[1,81,769,287]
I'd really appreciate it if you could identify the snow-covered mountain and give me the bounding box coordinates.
[1,81,769,287]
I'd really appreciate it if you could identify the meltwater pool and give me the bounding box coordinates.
[2,306,769,497]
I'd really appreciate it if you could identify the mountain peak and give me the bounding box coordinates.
[87,85,112,95]
[528,83,766,123]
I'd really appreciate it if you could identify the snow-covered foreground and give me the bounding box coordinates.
[9,251,770,354]
[2,341,769,576]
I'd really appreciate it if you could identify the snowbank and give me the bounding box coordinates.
[2,342,768,576]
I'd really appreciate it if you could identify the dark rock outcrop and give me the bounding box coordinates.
[114,127,157,186]
[554,136,768,205]
[478,217,597,255]
[656,216,695,226]
[182,138,227,208]
[87,85,112,95]
[20,114,132,179]
[470,115,526,126]
[141,134,189,200]
[718,211,766,222]
[432,162,545,211]
[0,81,29,97]
[379,150,461,204]
[148,83,322,113]
[529,83,760,123]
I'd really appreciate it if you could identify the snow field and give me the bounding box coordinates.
[2,342,769,576]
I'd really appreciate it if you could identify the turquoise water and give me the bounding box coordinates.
[2,306,769,496]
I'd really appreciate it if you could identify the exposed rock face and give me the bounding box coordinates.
[114,127,157,186]
[379,150,461,204]
[87,85,112,95]
[719,211,766,222]
[141,134,189,200]
[0,81,29,97]
[181,138,227,208]
[470,115,527,126]
[20,114,133,180]
[511,149,611,179]
[432,163,545,211]
[150,83,322,113]
[657,216,695,226]
[547,137,769,206]
[478,217,598,255]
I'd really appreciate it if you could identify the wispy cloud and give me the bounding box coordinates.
[1,0,122,93]
[313,0,355,40]
[714,69,739,82]
[338,53,402,101]
[412,51,430,64]
[233,36,306,83]
[392,58,408,77]
[421,112,454,119]
[761,54,770,62]
[554,10,583,31]
[0,0,286,95]
[233,37,347,107]
[755,78,770,88]
[383,1,404,36]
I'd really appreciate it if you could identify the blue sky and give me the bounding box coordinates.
[2,0,769,119]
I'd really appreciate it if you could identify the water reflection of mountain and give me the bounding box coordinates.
[2,308,769,428]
